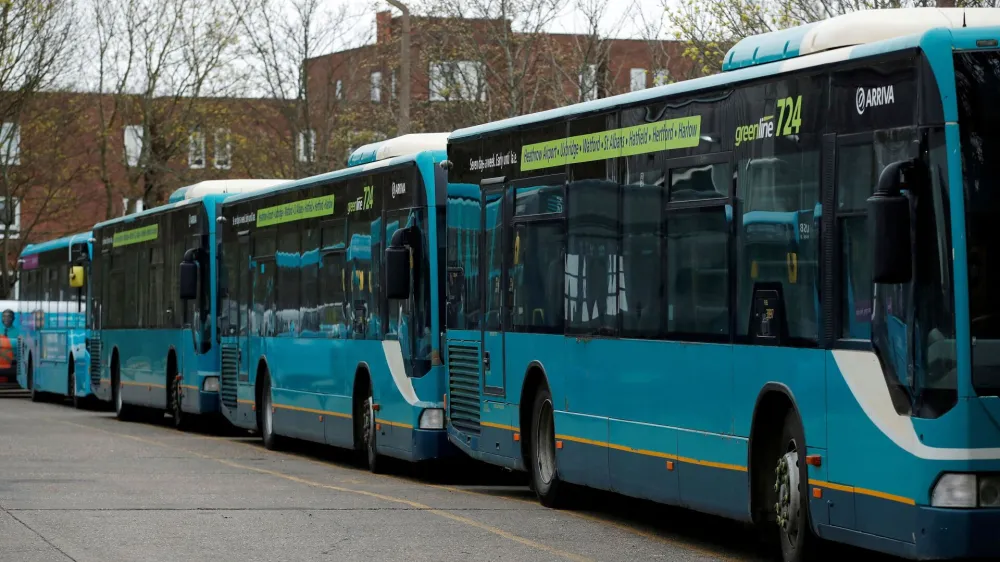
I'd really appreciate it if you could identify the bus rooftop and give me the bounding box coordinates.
[346,133,449,167]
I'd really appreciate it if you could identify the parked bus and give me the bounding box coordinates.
[90,180,286,427]
[217,134,451,471]
[442,9,1000,561]
[0,300,26,390]
[15,233,93,406]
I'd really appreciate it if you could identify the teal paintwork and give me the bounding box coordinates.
[16,232,93,400]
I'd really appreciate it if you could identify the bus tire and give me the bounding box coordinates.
[360,379,380,474]
[529,386,566,508]
[113,355,137,422]
[68,358,79,409]
[28,355,40,403]
[259,371,282,451]
[775,410,817,562]
[169,375,190,431]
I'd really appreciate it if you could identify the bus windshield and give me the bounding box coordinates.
[955,50,1000,394]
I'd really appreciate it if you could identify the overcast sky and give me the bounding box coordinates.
[346,0,672,51]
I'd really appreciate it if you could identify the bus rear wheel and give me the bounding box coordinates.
[114,371,137,422]
[28,356,40,403]
[260,373,282,451]
[530,386,566,508]
[775,411,817,562]
[68,367,79,409]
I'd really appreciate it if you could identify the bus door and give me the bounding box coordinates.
[481,180,509,396]
[236,233,254,424]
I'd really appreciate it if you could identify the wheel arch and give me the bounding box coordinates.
[352,362,373,450]
[518,361,550,469]
[748,382,802,525]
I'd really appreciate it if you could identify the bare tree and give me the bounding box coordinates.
[0,0,77,296]
[90,0,248,214]
[421,0,565,127]
[664,1,996,76]
[543,0,630,105]
[236,0,370,177]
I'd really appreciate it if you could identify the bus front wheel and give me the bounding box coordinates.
[775,411,817,562]
[530,386,566,508]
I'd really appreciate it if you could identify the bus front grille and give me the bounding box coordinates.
[220,344,239,409]
[87,338,102,387]
[447,342,481,435]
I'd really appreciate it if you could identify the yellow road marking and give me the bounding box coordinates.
[57,420,591,562]
[135,422,747,561]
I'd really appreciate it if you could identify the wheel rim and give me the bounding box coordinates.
[775,442,801,545]
[535,398,556,486]
[172,381,182,422]
[263,386,273,438]
[115,378,123,414]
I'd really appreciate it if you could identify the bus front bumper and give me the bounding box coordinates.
[182,387,220,415]
[914,506,1000,559]
[410,428,455,462]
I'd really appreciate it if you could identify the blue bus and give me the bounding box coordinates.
[217,133,451,472]
[443,8,1000,561]
[90,180,286,427]
[15,233,93,406]
[0,300,26,390]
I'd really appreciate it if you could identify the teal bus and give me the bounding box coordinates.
[89,180,285,427]
[15,233,93,406]
[217,134,452,471]
[443,8,1000,561]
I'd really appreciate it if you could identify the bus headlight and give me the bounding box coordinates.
[931,474,977,507]
[419,408,444,430]
[931,473,1000,508]
[202,377,220,392]
[980,475,1000,508]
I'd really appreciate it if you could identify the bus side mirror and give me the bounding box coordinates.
[69,266,85,288]
[868,160,918,284]
[179,261,198,300]
[386,246,410,300]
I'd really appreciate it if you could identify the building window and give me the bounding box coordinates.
[579,64,598,101]
[188,131,206,169]
[429,61,485,102]
[297,129,316,163]
[0,198,20,238]
[629,68,647,92]
[653,69,670,87]
[121,197,144,216]
[124,125,143,167]
[214,128,232,170]
[335,79,343,100]
[0,123,20,166]
[370,71,382,102]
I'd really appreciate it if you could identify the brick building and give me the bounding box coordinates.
[0,9,694,296]
[305,11,693,157]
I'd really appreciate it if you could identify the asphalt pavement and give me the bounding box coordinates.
[0,397,882,562]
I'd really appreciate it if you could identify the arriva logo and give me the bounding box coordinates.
[855,85,895,115]
[391,181,406,198]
